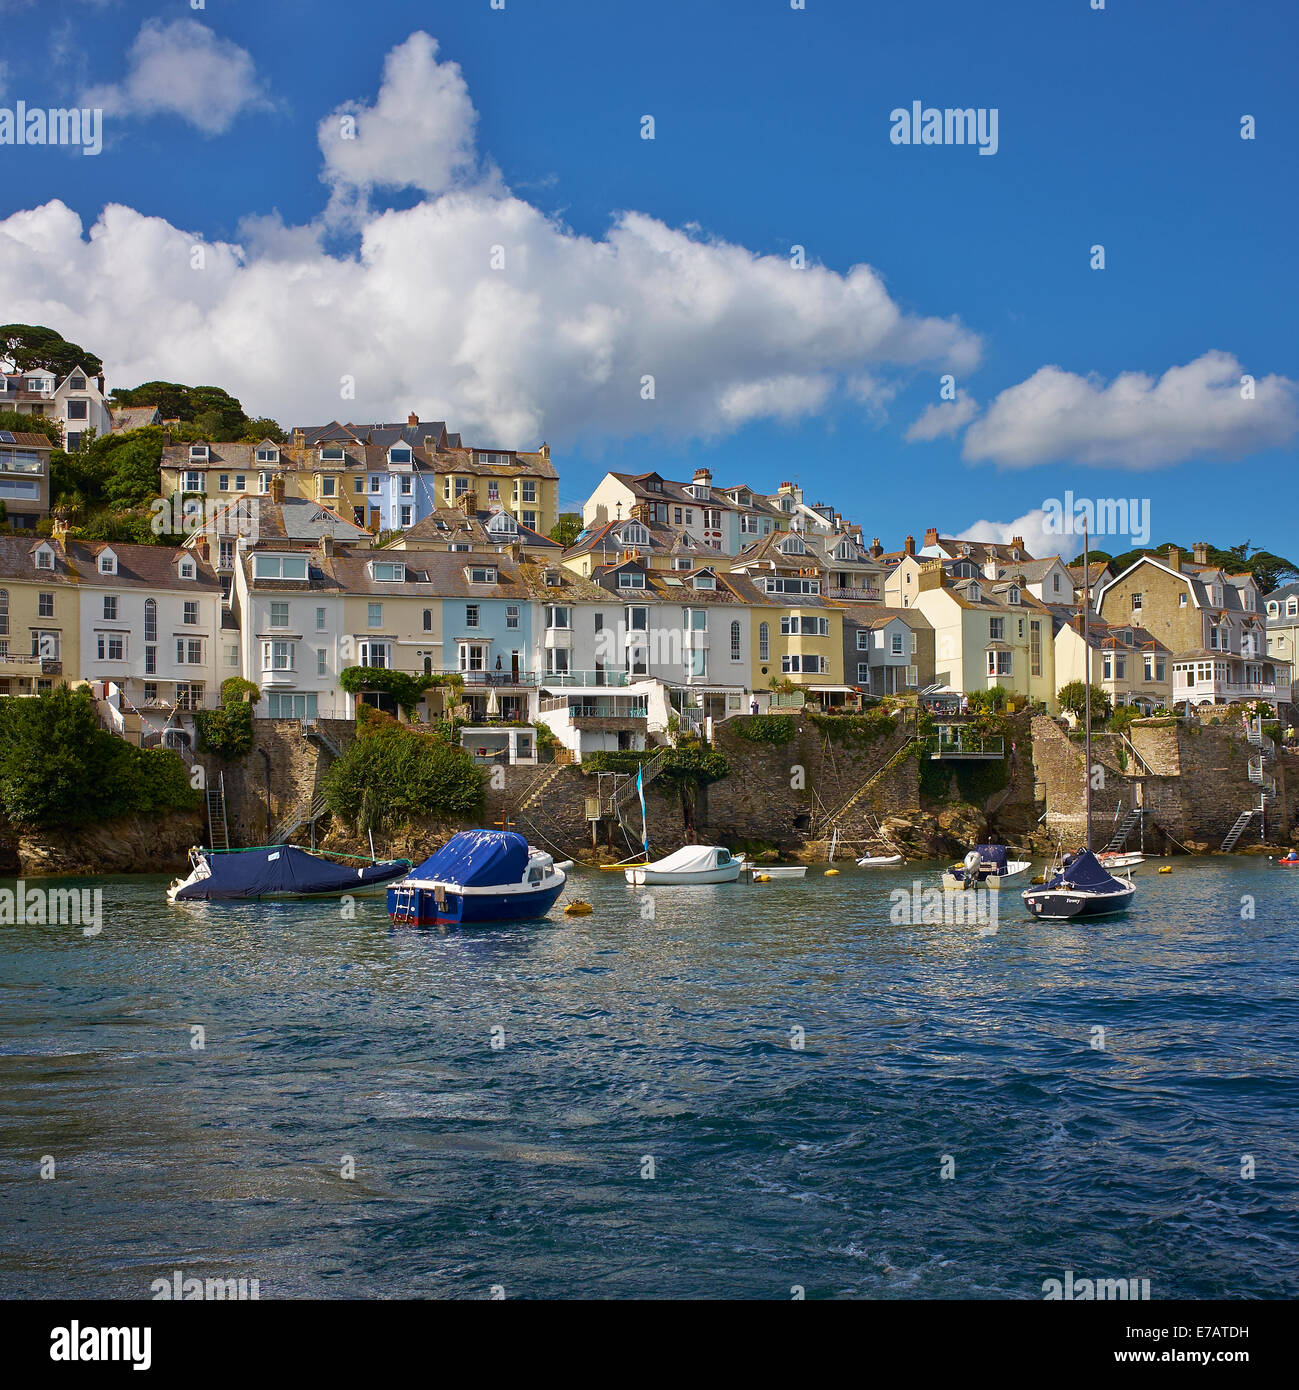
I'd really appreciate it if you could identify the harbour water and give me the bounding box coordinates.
[2,857,1296,1299]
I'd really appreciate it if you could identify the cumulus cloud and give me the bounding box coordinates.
[83,18,271,135]
[963,351,1299,469]
[905,389,979,442]
[956,509,1064,562]
[1,33,980,446]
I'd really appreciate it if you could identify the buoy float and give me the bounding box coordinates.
[753,873,771,883]
[564,900,593,915]
[825,868,840,876]
[1157,865,1172,874]
[1030,874,1046,885]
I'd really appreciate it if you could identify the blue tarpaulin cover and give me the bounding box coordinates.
[1050,849,1124,892]
[975,844,1008,869]
[183,845,407,899]
[408,830,530,888]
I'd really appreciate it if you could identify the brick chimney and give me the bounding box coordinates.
[321,534,334,557]
[693,467,712,486]
[1193,541,1208,565]
[1010,535,1025,553]
[96,373,105,395]
[1166,546,1180,573]
[870,536,883,558]
[193,536,210,562]
[924,527,940,547]
[904,534,915,557]
[408,412,419,428]
[270,476,285,503]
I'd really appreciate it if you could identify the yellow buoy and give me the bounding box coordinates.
[1157,865,1172,874]
[825,868,840,876]
[752,873,770,883]
[564,900,593,915]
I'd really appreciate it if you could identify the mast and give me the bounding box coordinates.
[1083,520,1092,851]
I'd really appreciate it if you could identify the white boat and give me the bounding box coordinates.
[857,853,903,867]
[1096,851,1146,871]
[625,845,744,885]
[941,845,1032,890]
[746,864,808,880]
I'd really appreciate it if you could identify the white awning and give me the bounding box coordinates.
[808,684,856,693]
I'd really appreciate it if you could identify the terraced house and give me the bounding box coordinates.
[1052,609,1172,713]
[0,534,78,697]
[1264,583,1299,703]
[0,429,52,529]
[1095,545,1287,706]
[583,468,737,553]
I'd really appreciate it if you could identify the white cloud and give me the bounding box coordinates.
[0,33,981,447]
[963,351,1299,469]
[956,509,1065,562]
[83,19,271,135]
[905,390,979,442]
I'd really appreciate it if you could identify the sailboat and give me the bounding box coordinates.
[1022,520,1136,921]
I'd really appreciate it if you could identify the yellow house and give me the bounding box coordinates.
[0,534,80,696]
[1053,613,1172,713]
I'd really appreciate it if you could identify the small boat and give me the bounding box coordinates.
[941,844,1032,890]
[168,844,411,903]
[1097,850,1146,870]
[744,864,808,880]
[388,830,569,926]
[1277,852,1299,867]
[625,845,744,885]
[1021,848,1137,920]
[857,853,903,867]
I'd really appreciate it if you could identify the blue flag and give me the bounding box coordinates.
[637,764,648,855]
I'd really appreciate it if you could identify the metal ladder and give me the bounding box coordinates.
[1221,810,1255,852]
[390,886,419,923]
[1105,806,1142,851]
[205,772,229,850]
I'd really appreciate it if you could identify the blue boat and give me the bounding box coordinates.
[168,845,411,902]
[388,830,570,926]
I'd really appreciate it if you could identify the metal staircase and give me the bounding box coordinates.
[205,772,230,850]
[270,792,328,845]
[1105,806,1142,852]
[1221,810,1255,852]
[302,719,345,760]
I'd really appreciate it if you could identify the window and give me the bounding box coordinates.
[1131,592,1143,611]
[354,478,365,494]
[0,590,6,638]
[1053,573,1061,594]
[270,602,290,628]
[1030,620,1042,677]
[891,632,904,656]
[460,643,488,673]
[390,447,412,464]
[522,511,537,530]
[693,574,716,590]
[66,399,88,420]
[219,474,230,492]
[1007,586,1020,605]
[369,476,382,494]
[261,640,293,671]
[256,448,278,464]
[314,607,326,632]
[38,592,54,617]
[1178,593,1187,608]
[469,566,497,584]
[546,606,571,629]
[317,649,328,676]
[520,480,536,503]
[858,662,871,683]
[234,475,246,492]
[506,604,520,629]
[1115,656,1126,679]
[258,473,271,494]
[321,476,336,497]
[66,433,82,453]
[759,622,770,661]
[617,571,646,589]
[145,645,156,675]
[31,630,59,659]
[731,620,741,660]
[96,634,125,661]
[253,555,309,580]
[986,649,1012,677]
[371,562,405,582]
[98,553,116,575]
[989,617,1004,641]
[143,682,157,704]
[422,608,433,632]
[177,638,204,664]
[359,641,389,669]
[1289,598,1298,618]
[400,506,412,527]
[546,647,570,676]
[178,559,195,580]
[36,549,54,571]
[368,602,383,629]
[103,596,117,620]
[465,604,479,629]
[487,480,500,501]
[183,601,199,625]
[176,683,204,711]
[626,606,649,632]
[857,630,870,651]
[184,471,201,491]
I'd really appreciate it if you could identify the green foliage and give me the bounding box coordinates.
[0,687,199,827]
[532,719,558,751]
[549,512,583,546]
[808,709,898,742]
[967,685,1010,713]
[50,424,168,519]
[1106,704,1146,735]
[323,723,485,833]
[237,418,287,444]
[221,677,261,705]
[0,408,61,445]
[1072,540,1299,596]
[0,323,102,377]
[194,678,262,759]
[1056,680,1112,723]
[582,746,730,783]
[732,713,796,744]
[338,665,451,717]
[109,382,261,440]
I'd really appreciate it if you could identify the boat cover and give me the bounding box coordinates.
[644,845,732,873]
[188,845,406,899]
[1048,848,1125,892]
[408,830,531,887]
[974,844,1008,869]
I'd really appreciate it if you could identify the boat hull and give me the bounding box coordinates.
[745,865,808,879]
[857,854,903,867]
[942,861,1031,890]
[626,864,743,885]
[168,850,410,903]
[1021,883,1136,919]
[387,879,565,927]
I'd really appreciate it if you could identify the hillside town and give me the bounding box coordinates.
[1,360,1295,775]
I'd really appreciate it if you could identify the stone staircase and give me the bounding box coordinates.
[813,733,917,839]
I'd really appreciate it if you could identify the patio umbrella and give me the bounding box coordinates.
[486,688,500,717]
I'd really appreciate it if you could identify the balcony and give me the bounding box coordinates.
[458,670,539,687]
[826,586,880,601]
[924,732,1006,760]
[539,669,630,687]
[0,455,44,475]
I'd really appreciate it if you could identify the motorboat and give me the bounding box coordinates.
[168,844,411,903]
[941,844,1032,890]
[388,830,570,926]
[857,853,903,867]
[1021,848,1137,920]
[625,845,744,885]
[1096,850,1146,871]
[745,864,808,880]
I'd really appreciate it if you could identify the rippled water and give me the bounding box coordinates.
[1,856,1296,1299]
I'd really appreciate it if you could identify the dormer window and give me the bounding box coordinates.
[189,444,209,460]
[487,511,518,536]
[1007,586,1019,605]
[780,536,806,556]
[1010,547,1020,560]
[371,561,405,582]
[960,544,971,557]
[468,565,498,584]
[98,549,117,575]
[70,375,86,391]
[178,558,196,580]
[618,570,646,589]
[1267,601,1279,616]
[693,573,716,590]
[619,522,650,547]
[389,446,412,464]
[969,582,981,602]
[256,446,279,464]
[35,546,54,570]
[320,446,344,462]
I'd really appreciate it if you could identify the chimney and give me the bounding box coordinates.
[904,535,915,557]
[1193,541,1208,566]
[1010,535,1025,553]
[459,489,478,516]
[693,467,712,485]
[321,534,335,558]
[870,537,882,558]
[292,427,305,448]
[983,557,1000,580]
[924,527,940,547]
[96,374,105,395]
[270,476,285,503]
[51,517,69,541]
[1166,546,1180,573]
[408,412,419,428]
[162,429,171,449]
[193,536,210,562]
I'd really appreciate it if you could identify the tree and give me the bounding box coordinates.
[0,324,103,378]
[1078,540,1299,595]
[109,382,267,442]
[549,512,583,546]
[1057,680,1111,724]
[0,409,61,445]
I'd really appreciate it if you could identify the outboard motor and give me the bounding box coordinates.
[961,848,982,890]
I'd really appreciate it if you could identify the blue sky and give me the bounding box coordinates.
[1,0,1296,561]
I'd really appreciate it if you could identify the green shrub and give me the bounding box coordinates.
[323,723,485,832]
[732,713,796,744]
[808,710,897,742]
